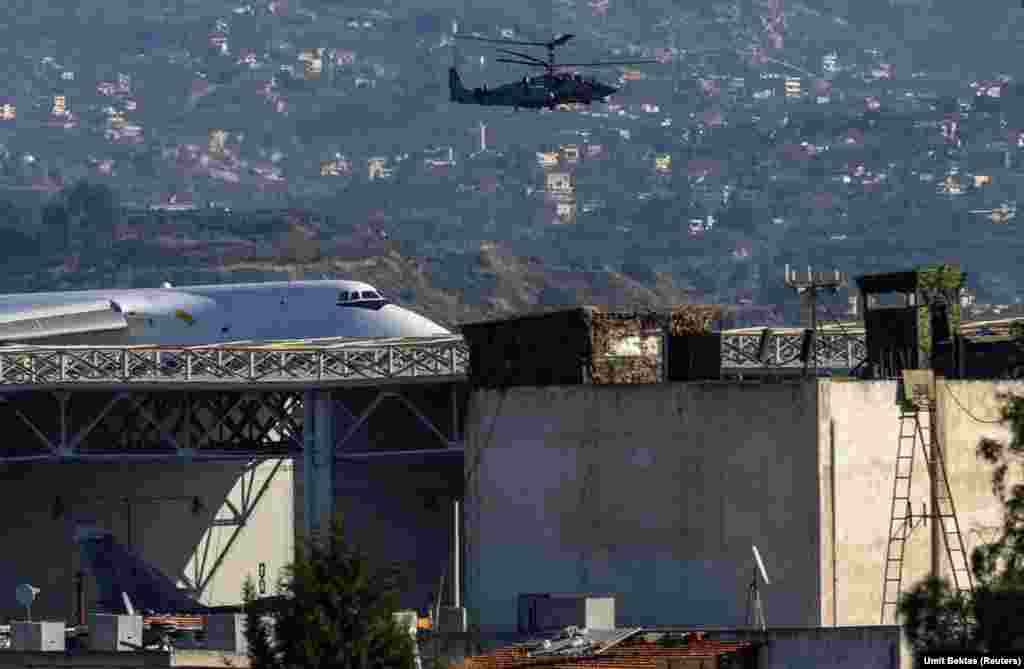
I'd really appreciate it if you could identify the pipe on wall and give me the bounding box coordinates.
[830,418,837,626]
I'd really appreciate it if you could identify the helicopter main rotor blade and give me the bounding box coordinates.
[456,33,574,48]
[556,59,660,67]
[496,58,547,67]
[496,48,547,65]
[456,35,553,47]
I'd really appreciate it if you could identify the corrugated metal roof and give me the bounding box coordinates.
[456,629,756,669]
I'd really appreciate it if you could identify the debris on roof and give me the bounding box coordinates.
[454,627,758,669]
[668,304,723,336]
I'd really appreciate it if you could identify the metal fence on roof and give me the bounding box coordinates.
[0,317,1017,389]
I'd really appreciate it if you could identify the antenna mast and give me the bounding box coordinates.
[785,265,846,376]
[745,546,770,631]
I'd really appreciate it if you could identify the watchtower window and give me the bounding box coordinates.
[868,292,916,309]
[361,291,379,299]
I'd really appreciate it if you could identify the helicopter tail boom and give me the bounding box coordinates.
[449,67,470,102]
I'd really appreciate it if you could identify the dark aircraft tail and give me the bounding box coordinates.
[73,520,211,615]
[73,518,285,618]
[449,67,469,103]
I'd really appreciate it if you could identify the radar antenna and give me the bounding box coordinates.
[15,584,40,622]
[745,545,770,631]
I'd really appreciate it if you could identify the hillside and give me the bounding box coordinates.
[219,242,707,329]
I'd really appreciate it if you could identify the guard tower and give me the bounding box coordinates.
[855,265,964,379]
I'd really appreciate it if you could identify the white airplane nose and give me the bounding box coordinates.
[376,304,451,337]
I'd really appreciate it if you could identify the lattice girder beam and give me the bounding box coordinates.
[331,387,463,454]
[719,332,867,370]
[0,389,306,461]
[0,337,470,389]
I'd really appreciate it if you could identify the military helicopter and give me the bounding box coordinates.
[449,33,658,110]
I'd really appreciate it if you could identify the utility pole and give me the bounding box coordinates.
[784,265,846,376]
[929,372,940,582]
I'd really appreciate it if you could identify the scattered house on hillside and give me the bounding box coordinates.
[320,154,352,176]
[150,193,197,212]
[537,151,559,168]
[424,147,456,170]
[368,156,392,181]
[545,172,573,196]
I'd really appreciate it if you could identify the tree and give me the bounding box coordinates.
[243,513,418,669]
[899,385,1024,653]
[64,179,119,248]
[41,200,70,250]
[281,225,320,264]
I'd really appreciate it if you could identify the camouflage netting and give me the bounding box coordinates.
[586,307,664,385]
[668,304,724,336]
[463,304,725,388]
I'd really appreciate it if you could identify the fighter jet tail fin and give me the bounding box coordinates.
[73,520,210,615]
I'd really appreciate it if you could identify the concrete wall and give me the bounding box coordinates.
[0,459,292,622]
[332,460,462,613]
[466,378,1022,637]
[464,382,822,636]
[702,626,911,669]
[820,379,1024,626]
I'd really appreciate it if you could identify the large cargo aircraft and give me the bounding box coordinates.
[0,280,449,345]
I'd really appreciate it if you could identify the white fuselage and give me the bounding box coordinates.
[0,280,450,345]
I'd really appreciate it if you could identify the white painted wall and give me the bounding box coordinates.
[820,379,1024,626]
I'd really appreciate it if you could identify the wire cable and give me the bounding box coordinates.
[942,382,1006,424]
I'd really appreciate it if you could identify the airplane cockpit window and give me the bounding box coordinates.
[339,289,387,306]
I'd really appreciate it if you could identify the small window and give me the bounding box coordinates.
[338,291,349,302]
[361,291,379,299]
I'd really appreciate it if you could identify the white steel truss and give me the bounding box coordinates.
[719,331,867,373]
[0,332,868,392]
[0,337,470,390]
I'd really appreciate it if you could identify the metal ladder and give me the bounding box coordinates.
[926,415,974,601]
[880,407,973,624]
[881,410,922,624]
